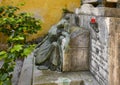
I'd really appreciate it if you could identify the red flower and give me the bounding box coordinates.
[90,17,96,23]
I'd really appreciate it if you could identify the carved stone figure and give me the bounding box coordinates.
[34,18,70,71]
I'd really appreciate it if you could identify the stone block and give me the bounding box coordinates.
[74,6,120,85]
[82,0,118,3]
[107,0,118,2]
[108,18,120,85]
[18,53,34,85]
[63,48,89,71]
[82,0,98,4]
[12,59,23,85]
[63,27,90,71]
[76,5,120,17]
[70,28,90,48]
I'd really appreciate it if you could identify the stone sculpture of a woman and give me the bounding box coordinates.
[34,18,70,71]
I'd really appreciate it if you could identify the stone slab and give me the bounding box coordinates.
[63,48,89,71]
[33,67,100,85]
[75,5,120,17]
[12,59,23,85]
[107,0,118,2]
[108,18,120,85]
[82,0,98,4]
[70,28,90,48]
[18,53,34,85]
[63,27,90,71]
[82,0,118,3]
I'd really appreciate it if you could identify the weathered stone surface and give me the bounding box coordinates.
[63,48,89,71]
[82,0,118,3]
[72,10,109,84]
[70,28,90,48]
[75,4,94,15]
[18,53,34,85]
[75,4,120,17]
[12,59,23,85]
[107,0,118,2]
[0,60,4,69]
[74,9,120,85]
[33,67,100,85]
[108,18,120,85]
[37,66,48,70]
[63,27,90,71]
[82,0,98,4]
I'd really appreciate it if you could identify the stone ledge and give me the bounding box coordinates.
[82,0,98,4]
[18,53,34,85]
[82,0,118,4]
[75,5,120,17]
[33,68,100,85]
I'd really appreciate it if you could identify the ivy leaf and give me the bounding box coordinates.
[9,36,24,42]
[0,51,7,60]
[0,51,6,55]
[22,45,35,56]
[10,44,23,52]
[1,73,8,81]
[3,79,11,85]
[22,48,32,56]
[12,36,24,41]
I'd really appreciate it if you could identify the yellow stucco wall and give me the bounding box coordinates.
[0,0,80,41]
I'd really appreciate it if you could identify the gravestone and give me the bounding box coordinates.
[63,27,90,71]
[74,4,120,85]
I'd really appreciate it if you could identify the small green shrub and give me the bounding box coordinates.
[0,5,41,85]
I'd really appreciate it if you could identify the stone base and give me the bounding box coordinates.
[63,27,90,71]
[33,66,100,85]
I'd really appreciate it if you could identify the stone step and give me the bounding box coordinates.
[33,67,100,85]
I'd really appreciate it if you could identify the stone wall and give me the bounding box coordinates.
[108,18,120,85]
[63,27,90,71]
[91,17,108,85]
[77,15,109,85]
[71,5,120,85]
[68,14,109,85]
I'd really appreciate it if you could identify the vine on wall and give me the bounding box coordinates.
[0,5,41,85]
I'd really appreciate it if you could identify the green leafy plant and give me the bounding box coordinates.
[0,5,41,85]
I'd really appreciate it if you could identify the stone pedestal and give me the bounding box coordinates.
[74,5,120,85]
[63,27,90,71]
